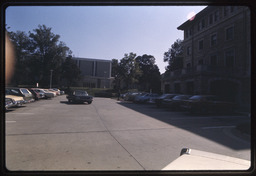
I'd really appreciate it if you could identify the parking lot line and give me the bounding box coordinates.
[6,121,16,123]
[6,113,34,115]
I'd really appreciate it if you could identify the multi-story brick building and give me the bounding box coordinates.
[162,6,250,108]
[72,57,113,88]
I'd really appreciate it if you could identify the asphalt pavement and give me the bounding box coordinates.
[5,95,251,171]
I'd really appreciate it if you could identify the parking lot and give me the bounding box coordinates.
[5,95,251,171]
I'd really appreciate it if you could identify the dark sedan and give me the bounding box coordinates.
[66,90,93,104]
[182,95,236,114]
[162,95,192,110]
[155,94,178,108]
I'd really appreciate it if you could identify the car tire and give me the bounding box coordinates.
[88,101,92,104]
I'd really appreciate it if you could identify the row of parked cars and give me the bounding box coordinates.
[5,87,64,111]
[122,92,237,114]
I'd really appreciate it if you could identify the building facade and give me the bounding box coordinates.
[162,6,250,107]
[72,57,113,88]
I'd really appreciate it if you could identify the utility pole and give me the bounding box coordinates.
[50,70,53,89]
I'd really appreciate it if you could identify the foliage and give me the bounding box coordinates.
[135,54,161,92]
[112,53,161,93]
[164,39,184,71]
[61,56,81,88]
[7,25,78,87]
[118,53,142,89]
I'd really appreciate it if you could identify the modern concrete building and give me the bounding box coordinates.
[162,6,250,108]
[72,57,113,88]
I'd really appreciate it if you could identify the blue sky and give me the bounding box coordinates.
[6,6,206,73]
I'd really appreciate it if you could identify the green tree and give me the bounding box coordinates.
[164,39,184,71]
[135,54,161,92]
[61,56,81,89]
[111,59,121,90]
[8,31,32,86]
[29,25,71,86]
[119,53,141,89]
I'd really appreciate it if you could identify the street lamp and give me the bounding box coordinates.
[50,70,53,89]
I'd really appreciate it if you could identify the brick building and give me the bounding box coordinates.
[162,6,250,107]
[72,57,113,88]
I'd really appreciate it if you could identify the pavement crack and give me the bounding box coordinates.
[92,104,146,170]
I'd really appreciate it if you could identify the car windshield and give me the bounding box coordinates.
[173,95,189,100]
[20,88,30,94]
[74,91,88,96]
[189,95,203,100]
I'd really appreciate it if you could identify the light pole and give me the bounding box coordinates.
[50,70,53,89]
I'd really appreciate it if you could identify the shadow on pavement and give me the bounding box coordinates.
[60,101,91,105]
[117,101,251,151]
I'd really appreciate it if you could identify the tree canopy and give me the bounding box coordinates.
[164,39,184,71]
[112,53,161,93]
[7,25,79,87]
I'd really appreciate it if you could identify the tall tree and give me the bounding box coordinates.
[8,31,31,85]
[164,39,184,71]
[111,59,121,90]
[61,56,81,89]
[119,53,141,89]
[135,54,161,92]
[28,25,71,86]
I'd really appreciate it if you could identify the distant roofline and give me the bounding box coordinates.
[177,6,210,30]
[71,57,112,62]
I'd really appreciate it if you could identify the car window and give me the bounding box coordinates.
[20,88,29,94]
[74,91,88,96]
[11,89,19,94]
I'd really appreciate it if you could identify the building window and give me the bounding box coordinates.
[224,6,229,17]
[209,14,213,25]
[211,34,217,46]
[225,50,235,68]
[198,40,204,50]
[198,19,205,31]
[198,59,204,65]
[185,28,193,38]
[214,10,219,22]
[224,6,235,17]
[210,55,218,66]
[187,46,191,55]
[226,26,234,40]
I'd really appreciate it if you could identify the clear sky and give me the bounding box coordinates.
[6,5,206,74]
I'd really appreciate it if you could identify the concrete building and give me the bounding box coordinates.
[72,57,113,88]
[162,6,250,107]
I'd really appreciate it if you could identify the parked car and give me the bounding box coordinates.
[124,92,140,101]
[134,93,159,103]
[147,93,160,104]
[5,94,25,107]
[49,88,61,95]
[66,90,93,104]
[182,95,236,114]
[28,88,45,100]
[155,94,178,108]
[34,89,55,99]
[6,88,34,103]
[162,148,250,170]
[45,89,57,97]
[162,95,192,110]
[5,97,15,110]
[60,90,65,95]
